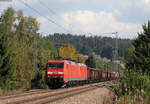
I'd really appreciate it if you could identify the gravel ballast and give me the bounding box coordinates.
[50,87,115,104]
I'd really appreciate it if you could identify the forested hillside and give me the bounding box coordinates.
[46,33,131,59]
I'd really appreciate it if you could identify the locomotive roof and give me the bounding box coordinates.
[78,63,87,67]
[47,60,66,63]
[67,60,76,65]
[47,60,87,66]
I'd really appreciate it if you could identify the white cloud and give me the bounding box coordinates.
[113,9,122,18]
[144,0,150,4]
[37,16,67,36]
[136,0,150,11]
[143,0,150,9]
[60,10,142,38]
[37,17,50,35]
[8,0,144,39]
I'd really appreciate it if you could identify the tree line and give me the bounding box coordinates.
[46,33,131,59]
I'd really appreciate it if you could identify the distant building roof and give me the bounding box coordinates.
[102,57,111,62]
[79,54,89,59]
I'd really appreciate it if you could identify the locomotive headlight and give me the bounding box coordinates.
[47,72,53,74]
[58,72,64,74]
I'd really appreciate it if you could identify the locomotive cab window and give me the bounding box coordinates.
[48,63,64,69]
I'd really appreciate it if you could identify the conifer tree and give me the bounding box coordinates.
[127,21,150,74]
[85,54,97,68]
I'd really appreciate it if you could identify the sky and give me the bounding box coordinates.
[0,0,150,38]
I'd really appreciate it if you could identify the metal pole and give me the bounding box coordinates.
[112,32,118,72]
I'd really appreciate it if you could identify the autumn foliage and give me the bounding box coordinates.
[58,44,78,61]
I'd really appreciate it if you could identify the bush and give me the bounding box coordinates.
[31,70,46,89]
[115,69,150,102]
[117,95,148,104]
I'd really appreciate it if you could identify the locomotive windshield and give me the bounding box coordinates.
[47,63,64,69]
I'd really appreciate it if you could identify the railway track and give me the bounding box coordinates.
[0,89,50,100]
[0,81,115,104]
[0,89,41,97]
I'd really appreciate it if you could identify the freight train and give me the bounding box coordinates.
[45,60,121,88]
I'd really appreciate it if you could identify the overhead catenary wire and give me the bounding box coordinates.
[37,0,71,29]
[38,0,62,19]
[37,0,71,27]
[37,0,84,34]
[19,0,71,33]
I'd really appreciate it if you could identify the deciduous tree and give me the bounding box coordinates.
[58,44,78,61]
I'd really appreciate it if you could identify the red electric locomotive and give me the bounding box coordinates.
[46,60,88,88]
